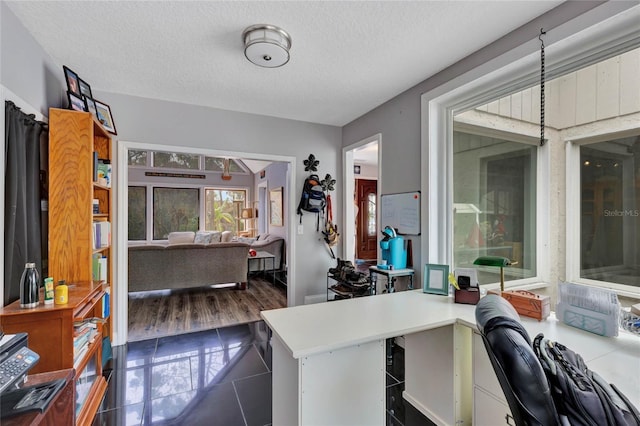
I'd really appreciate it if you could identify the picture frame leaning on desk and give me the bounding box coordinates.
[423,263,449,295]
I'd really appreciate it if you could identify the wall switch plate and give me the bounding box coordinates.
[297,224,304,235]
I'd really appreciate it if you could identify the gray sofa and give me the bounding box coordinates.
[128,242,250,292]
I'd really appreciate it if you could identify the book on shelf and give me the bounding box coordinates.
[92,221,111,249]
[92,253,108,282]
[102,288,110,319]
[96,160,112,188]
[74,317,106,328]
[93,151,98,182]
[73,344,90,369]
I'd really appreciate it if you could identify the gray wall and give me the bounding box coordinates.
[0,2,65,114]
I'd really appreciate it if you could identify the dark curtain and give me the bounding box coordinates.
[4,101,45,306]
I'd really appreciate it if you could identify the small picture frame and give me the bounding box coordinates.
[78,78,92,99]
[84,96,97,119]
[67,91,86,112]
[423,263,449,295]
[269,187,283,227]
[63,65,81,97]
[354,165,361,175]
[94,99,117,135]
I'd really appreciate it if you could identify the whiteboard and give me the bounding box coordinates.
[381,191,421,235]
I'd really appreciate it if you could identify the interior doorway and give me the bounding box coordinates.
[115,143,296,346]
[356,179,377,260]
[343,134,381,263]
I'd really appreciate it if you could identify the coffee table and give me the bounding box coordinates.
[248,250,276,286]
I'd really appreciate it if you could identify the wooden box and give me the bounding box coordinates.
[502,290,550,321]
[454,287,480,305]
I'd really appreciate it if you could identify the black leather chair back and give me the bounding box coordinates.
[475,294,560,426]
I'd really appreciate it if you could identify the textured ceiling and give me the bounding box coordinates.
[6,1,562,126]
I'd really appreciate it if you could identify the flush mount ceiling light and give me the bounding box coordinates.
[242,24,292,68]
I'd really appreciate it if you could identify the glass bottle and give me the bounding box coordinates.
[20,262,40,308]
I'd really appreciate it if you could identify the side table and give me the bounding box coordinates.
[248,251,276,286]
[368,266,415,293]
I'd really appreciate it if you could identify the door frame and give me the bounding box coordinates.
[343,134,381,263]
[115,141,296,346]
[355,178,378,260]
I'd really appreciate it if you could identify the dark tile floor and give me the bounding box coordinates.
[94,321,434,426]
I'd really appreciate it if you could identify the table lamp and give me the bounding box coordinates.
[473,256,512,292]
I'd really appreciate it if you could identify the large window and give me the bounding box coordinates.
[128,186,146,240]
[580,138,639,287]
[427,8,639,294]
[204,189,246,233]
[127,186,249,241]
[153,188,199,240]
[452,131,537,284]
[153,152,200,170]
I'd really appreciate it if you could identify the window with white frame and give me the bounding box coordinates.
[452,128,537,285]
[427,7,640,294]
[571,135,640,290]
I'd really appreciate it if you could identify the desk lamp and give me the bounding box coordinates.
[473,256,512,292]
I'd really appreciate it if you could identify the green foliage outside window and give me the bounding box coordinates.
[153,152,200,169]
[128,186,146,240]
[128,150,147,166]
[205,189,246,232]
[153,188,199,239]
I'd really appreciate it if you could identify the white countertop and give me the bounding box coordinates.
[261,290,477,358]
[261,290,640,402]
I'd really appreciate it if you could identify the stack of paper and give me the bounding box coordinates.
[556,281,620,336]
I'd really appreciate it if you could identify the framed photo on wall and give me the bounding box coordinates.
[67,91,86,111]
[94,99,117,135]
[84,96,98,119]
[269,187,283,227]
[78,78,93,99]
[63,65,81,97]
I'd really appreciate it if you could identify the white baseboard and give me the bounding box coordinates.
[304,294,327,305]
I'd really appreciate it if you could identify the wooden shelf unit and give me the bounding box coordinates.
[48,108,113,337]
[0,108,114,425]
[0,282,107,426]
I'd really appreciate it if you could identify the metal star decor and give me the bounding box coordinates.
[303,154,319,172]
[321,173,336,192]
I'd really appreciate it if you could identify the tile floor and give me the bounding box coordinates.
[94,321,434,426]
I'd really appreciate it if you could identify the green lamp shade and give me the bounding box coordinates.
[473,256,512,267]
[473,256,512,292]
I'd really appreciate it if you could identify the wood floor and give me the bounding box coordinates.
[127,277,287,341]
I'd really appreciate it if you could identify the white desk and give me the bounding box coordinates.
[261,290,640,426]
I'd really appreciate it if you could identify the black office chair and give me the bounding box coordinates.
[475,294,560,426]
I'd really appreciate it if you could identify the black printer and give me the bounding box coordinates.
[0,332,66,419]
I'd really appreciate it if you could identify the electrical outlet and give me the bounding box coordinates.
[297,224,304,235]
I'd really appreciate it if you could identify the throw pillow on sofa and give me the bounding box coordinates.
[236,236,257,244]
[194,231,213,244]
[168,231,195,244]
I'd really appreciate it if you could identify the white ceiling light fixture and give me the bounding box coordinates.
[242,24,292,68]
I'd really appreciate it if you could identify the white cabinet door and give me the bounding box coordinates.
[474,387,515,426]
[472,332,505,400]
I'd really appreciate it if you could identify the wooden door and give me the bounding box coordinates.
[356,179,377,260]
